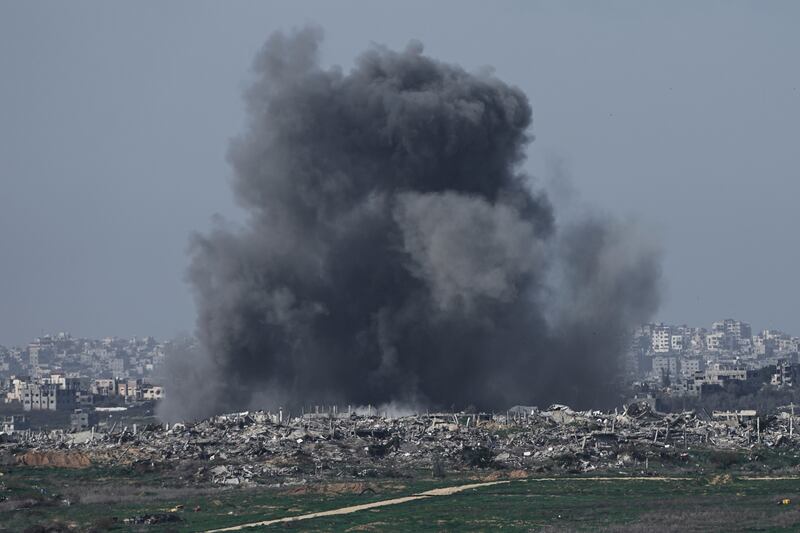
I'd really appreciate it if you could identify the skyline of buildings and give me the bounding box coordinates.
[629,317,800,401]
[2,316,798,417]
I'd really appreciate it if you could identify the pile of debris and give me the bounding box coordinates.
[3,403,797,484]
[123,513,181,525]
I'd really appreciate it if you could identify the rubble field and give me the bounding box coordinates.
[4,403,800,530]
[4,402,800,485]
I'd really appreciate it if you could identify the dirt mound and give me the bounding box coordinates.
[709,473,733,485]
[479,469,528,482]
[507,469,528,479]
[284,482,388,496]
[16,451,92,468]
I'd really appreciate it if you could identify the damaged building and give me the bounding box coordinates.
[5,402,799,486]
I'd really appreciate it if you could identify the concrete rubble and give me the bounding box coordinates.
[2,402,798,484]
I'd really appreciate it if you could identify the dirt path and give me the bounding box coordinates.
[205,475,799,531]
[739,476,800,480]
[526,476,693,481]
[204,480,510,532]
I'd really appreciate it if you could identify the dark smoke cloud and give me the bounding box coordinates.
[158,27,660,421]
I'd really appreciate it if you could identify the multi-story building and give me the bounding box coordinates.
[70,409,98,431]
[4,376,30,403]
[118,379,144,400]
[670,334,684,352]
[110,357,126,377]
[652,355,679,382]
[771,361,793,387]
[737,337,755,358]
[28,338,55,368]
[706,332,726,352]
[1,415,29,434]
[142,385,164,401]
[713,319,752,342]
[20,383,76,411]
[753,334,769,357]
[688,328,708,355]
[700,363,748,386]
[778,337,799,355]
[684,363,748,396]
[651,326,672,353]
[92,378,116,396]
[704,319,752,354]
[679,357,703,380]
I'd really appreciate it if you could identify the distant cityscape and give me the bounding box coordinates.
[2,317,799,434]
[0,333,169,433]
[628,318,800,398]
[0,332,167,382]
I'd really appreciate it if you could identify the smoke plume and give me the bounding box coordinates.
[158,28,660,421]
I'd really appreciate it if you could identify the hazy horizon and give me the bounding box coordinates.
[2,1,798,346]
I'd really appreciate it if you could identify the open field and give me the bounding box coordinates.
[4,465,800,532]
[0,465,447,532]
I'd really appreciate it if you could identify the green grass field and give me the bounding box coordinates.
[297,477,800,532]
[0,465,447,532]
[4,464,800,532]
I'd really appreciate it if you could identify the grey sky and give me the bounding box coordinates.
[0,1,797,346]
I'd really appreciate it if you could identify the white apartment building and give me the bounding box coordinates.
[713,319,752,341]
[651,326,672,353]
[706,332,725,351]
[670,334,684,352]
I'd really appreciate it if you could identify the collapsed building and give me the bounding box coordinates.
[5,402,799,486]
